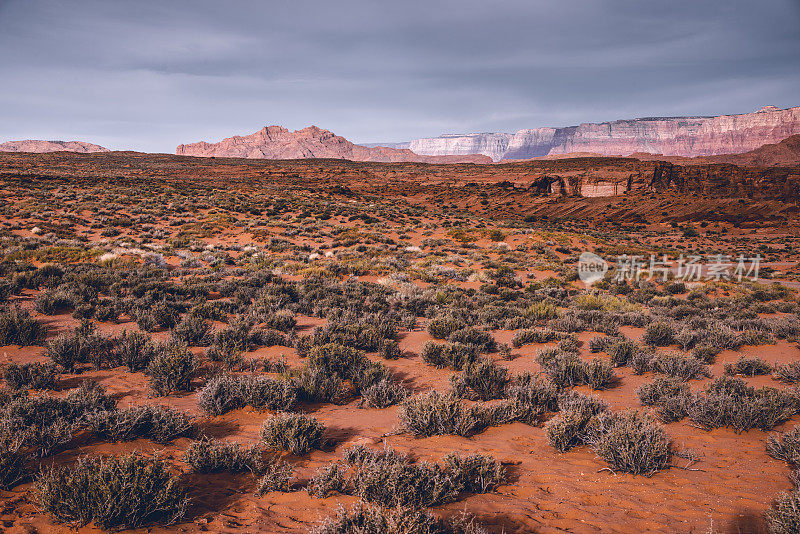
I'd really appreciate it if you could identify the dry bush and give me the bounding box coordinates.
[197,373,297,415]
[687,376,797,432]
[766,490,800,534]
[35,453,187,529]
[585,410,672,475]
[450,358,509,400]
[255,461,294,494]
[724,355,773,377]
[506,373,560,425]
[511,328,563,348]
[312,500,488,534]
[545,392,608,452]
[307,464,348,497]
[85,405,196,443]
[183,438,263,473]
[649,352,710,380]
[586,358,616,390]
[0,306,47,346]
[398,390,506,437]
[427,316,465,340]
[360,378,408,408]
[260,412,325,455]
[642,321,676,347]
[776,362,800,383]
[110,330,158,372]
[768,426,800,465]
[146,340,199,396]
[3,361,58,390]
[421,341,478,370]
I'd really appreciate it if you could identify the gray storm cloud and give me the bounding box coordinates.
[0,0,798,152]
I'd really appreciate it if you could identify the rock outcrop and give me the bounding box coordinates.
[405,106,800,161]
[0,140,109,153]
[176,126,491,163]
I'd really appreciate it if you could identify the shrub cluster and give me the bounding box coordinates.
[260,412,325,455]
[197,373,297,415]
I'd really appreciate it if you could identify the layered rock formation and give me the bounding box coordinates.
[0,140,109,153]
[405,106,800,161]
[176,126,491,163]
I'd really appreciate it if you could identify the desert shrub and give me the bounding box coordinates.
[642,321,676,346]
[183,438,263,473]
[442,452,505,494]
[307,343,388,393]
[398,390,502,437]
[607,338,640,366]
[649,352,710,380]
[361,378,408,408]
[724,356,773,377]
[33,289,76,315]
[766,490,800,534]
[260,412,325,455]
[0,306,47,346]
[664,281,686,294]
[687,376,797,432]
[526,301,559,322]
[262,310,297,332]
[35,453,187,529]
[585,410,672,475]
[545,392,608,452]
[427,316,465,340]
[171,314,212,346]
[447,327,496,352]
[136,301,179,332]
[197,373,297,415]
[3,361,58,390]
[146,340,199,396]
[767,426,800,465]
[421,341,478,370]
[296,366,347,404]
[506,373,560,424]
[538,350,587,388]
[630,350,654,375]
[637,376,690,406]
[307,464,348,497]
[0,436,26,489]
[110,330,158,372]
[312,500,488,534]
[308,317,397,352]
[85,405,196,443]
[450,358,509,400]
[776,362,800,383]
[703,324,743,350]
[255,461,294,494]
[45,323,115,371]
[692,344,722,363]
[378,338,402,360]
[511,328,562,348]
[584,357,615,390]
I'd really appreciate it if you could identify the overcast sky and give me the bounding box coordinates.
[1,0,798,152]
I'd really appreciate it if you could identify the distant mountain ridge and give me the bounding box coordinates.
[0,140,109,153]
[176,125,490,163]
[372,105,800,161]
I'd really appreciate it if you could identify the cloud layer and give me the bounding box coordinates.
[1,0,798,151]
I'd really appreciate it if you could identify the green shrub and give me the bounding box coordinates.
[260,412,325,455]
[146,340,199,396]
[35,453,187,529]
[776,362,800,383]
[607,338,640,366]
[506,373,560,424]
